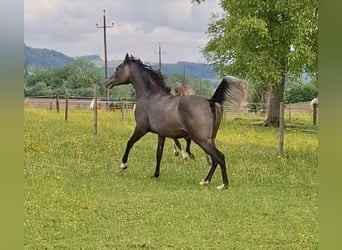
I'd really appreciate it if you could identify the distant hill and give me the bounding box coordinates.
[24,44,314,84]
[24,44,219,81]
[151,61,217,81]
[105,61,218,81]
[24,44,74,71]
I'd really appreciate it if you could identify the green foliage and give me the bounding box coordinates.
[247,83,265,110]
[24,58,104,97]
[198,0,317,126]
[24,81,52,96]
[24,108,317,249]
[108,85,135,101]
[285,83,318,104]
[203,0,318,85]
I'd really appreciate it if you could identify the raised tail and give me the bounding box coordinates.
[210,76,248,106]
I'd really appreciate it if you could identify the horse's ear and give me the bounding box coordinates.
[124,53,130,63]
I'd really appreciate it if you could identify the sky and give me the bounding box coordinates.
[24,0,222,63]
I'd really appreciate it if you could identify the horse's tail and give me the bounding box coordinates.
[209,76,248,106]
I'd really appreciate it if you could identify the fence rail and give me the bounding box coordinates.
[24,96,318,125]
[24,96,314,111]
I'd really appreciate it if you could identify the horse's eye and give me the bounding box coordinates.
[116,65,123,72]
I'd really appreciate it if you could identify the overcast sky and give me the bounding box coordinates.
[24,0,222,63]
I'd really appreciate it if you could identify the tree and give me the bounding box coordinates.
[284,82,318,104]
[24,58,104,97]
[193,0,318,126]
[63,58,103,95]
[24,81,52,96]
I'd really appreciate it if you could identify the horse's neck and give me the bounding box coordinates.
[130,67,166,101]
[130,70,150,100]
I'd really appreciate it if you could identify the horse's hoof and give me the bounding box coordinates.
[189,153,195,159]
[183,156,190,161]
[181,151,190,161]
[174,151,179,156]
[217,184,228,190]
[120,162,128,170]
[199,180,210,186]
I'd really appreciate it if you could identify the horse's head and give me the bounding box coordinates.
[105,53,131,89]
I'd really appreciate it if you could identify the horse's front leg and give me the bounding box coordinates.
[185,138,195,159]
[120,127,146,170]
[154,135,166,178]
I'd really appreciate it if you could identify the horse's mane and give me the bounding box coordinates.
[129,56,171,93]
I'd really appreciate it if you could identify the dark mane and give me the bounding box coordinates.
[129,56,171,93]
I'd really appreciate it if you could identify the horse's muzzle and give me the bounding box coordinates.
[105,79,114,89]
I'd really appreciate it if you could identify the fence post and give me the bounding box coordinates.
[49,102,52,110]
[56,94,60,113]
[288,105,291,123]
[120,101,125,122]
[93,84,98,135]
[64,94,69,121]
[278,102,284,156]
[312,103,318,125]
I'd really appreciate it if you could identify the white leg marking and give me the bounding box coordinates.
[217,184,228,190]
[181,150,190,160]
[120,162,127,170]
[173,144,180,156]
[199,180,210,186]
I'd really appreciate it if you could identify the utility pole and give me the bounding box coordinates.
[199,77,202,96]
[96,9,114,109]
[154,42,165,72]
[183,64,186,84]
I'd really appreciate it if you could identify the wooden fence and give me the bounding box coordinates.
[24,96,318,125]
[24,96,134,111]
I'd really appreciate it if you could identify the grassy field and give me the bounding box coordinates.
[24,107,318,249]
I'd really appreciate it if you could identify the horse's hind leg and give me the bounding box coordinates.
[199,156,217,185]
[120,127,146,170]
[154,135,166,178]
[173,139,190,160]
[205,153,212,169]
[173,139,181,156]
[197,141,228,190]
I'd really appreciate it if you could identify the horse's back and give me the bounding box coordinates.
[178,95,212,117]
[135,94,217,139]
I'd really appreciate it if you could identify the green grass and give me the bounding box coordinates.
[24,107,318,249]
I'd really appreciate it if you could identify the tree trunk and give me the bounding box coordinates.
[263,80,285,127]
